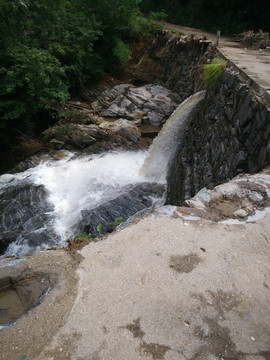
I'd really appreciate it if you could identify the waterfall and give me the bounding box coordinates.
[1,151,164,256]
[29,151,152,240]
[0,91,205,257]
[140,91,206,181]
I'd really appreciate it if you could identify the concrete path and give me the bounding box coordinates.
[164,23,270,101]
[37,213,270,359]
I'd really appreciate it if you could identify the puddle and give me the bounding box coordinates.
[0,275,50,327]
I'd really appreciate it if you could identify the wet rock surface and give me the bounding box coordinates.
[0,162,165,254]
[78,183,165,237]
[0,181,58,255]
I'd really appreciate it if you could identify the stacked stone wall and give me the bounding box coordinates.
[166,68,270,205]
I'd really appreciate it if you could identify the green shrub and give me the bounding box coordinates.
[129,13,148,37]
[113,217,124,227]
[113,39,130,67]
[97,223,103,237]
[74,232,91,239]
[149,10,168,23]
[202,58,227,89]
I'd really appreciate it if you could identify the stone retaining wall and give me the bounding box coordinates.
[166,67,270,205]
[129,30,210,102]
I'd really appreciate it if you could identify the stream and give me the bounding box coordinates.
[0,91,205,257]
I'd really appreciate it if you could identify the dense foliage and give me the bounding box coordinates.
[0,0,144,141]
[140,0,270,34]
[1,0,268,171]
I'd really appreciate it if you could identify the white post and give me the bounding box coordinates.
[216,30,221,46]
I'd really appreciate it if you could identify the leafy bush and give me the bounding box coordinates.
[202,58,227,89]
[149,10,168,23]
[113,39,131,66]
[74,232,92,239]
[0,0,145,149]
[0,44,68,121]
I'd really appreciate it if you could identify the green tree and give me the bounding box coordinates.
[139,0,270,34]
[0,0,144,156]
[0,44,68,122]
[0,0,102,131]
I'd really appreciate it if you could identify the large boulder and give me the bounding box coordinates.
[185,171,270,221]
[42,123,108,150]
[0,180,58,255]
[77,183,165,237]
[91,84,133,113]
[99,119,141,143]
[93,84,181,127]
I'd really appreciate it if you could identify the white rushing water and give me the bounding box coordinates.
[1,91,206,256]
[1,150,165,256]
[32,151,157,240]
[140,90,206,180]
[28,151,157,242]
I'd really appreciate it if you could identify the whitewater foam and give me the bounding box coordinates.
[21,151,158,242]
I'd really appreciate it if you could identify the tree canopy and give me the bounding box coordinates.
[0,0,144,138]
[1,0,268,166]
[140,0,270,34]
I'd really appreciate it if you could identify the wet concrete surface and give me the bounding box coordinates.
[0,250,80,359]
[35,213,270,360]
[0,274,50,326]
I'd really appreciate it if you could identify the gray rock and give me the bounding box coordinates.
[99,119,140,143]
[78,183,165,237]
[126,88,152,107]
[92,84,133,112]
[42,123,108,150]
[0,181,57,254]
[185,174,270,221]
[49,139,65,150]
[145,111,166,126]
[96,84,181,126]
[102,95,136,117]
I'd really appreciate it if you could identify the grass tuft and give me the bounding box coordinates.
[202,58,227,89]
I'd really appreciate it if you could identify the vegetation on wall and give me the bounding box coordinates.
[202,58,227,89]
